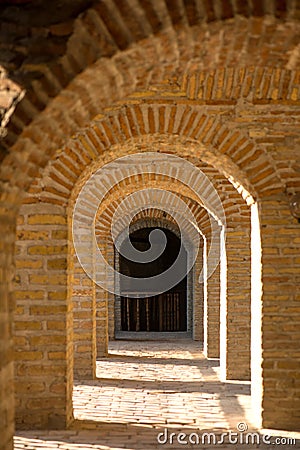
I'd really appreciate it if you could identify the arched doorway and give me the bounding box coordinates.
[116,226,188,333]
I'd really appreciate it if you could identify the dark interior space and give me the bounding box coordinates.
[118,227,187,332]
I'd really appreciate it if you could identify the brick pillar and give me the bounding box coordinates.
[220,221,251,381]
[253,195,300,431]
[14,203,73,429]
[205,264,221,358]
[72,261,97,379]
[107,240,116,340]
[95,237,109,357]
[72,222,97,379]
[96,287,109,357]
[193,241,204,341]
[0,207,15,450]
[204,221,221,358]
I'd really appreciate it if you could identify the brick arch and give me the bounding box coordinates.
[31,113,258,206]
[13,128,253,425]
[73,104,278,196]
[1,17,299,191]
[92,175,222,279]
[93,197,213,356]
[110,211,204,340]
[1,8,300,154]
[129,213,184,240]
[67,156,251,372]
[69,151,229,298]
[14,85,299,207]
[91,172,229,259]
[3,62,300,195]
[71,186,211,373]
[93,173,245,229]
[13,121,253,386]
[63,138,252,215]
[98,195,204,244]
[113,212,201,335]
[94,186,213,252]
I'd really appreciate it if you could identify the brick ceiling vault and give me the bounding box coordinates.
[95,188,217,241]
[0,1,299,202]
[92,173,248,228]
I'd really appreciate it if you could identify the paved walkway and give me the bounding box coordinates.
[14,340,299,449]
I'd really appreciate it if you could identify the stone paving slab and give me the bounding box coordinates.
[14,340,300,450]
[73,340,252,430]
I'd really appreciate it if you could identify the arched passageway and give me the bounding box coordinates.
[0,3,300,449]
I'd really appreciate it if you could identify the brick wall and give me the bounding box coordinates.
[14,202,73,428]
[259,195,300,431]
[0,206,15,450]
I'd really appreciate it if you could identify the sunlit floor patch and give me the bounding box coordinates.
[15,340,259,450]
[73,340,253,430]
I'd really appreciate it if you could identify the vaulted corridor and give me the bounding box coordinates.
[1,2,300,450]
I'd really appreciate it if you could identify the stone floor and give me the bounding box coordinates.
[14,340,300,449]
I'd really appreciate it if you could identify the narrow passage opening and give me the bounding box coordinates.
[118,227,187,332]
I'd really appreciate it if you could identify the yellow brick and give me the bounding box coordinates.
[80,301,93,308]
[78,136,97,158]
[15,259,43,269]
[15,290,44,300]
[27,214,67,225]
[15,382,45,393]
[14,336,27,346]
[27,398,66,410]
[29,274,67,285]
[28,245,67,255]
[14,321,42,330]
[73,332,93,340]
[277,360,299,370]
[30,335,66,345]
[280,267,300,274]
[74,311,92,319]
[47,320,66,330]
[17,230,49,240]
[15,305,25,314]
[17,215,24,225]
[129,91,154,98]
[50,382,66,394]
[291,87,299,101]
[47,258,67,270]
[14,351,43,361]
[48,291,67,300]
[52,230,68,239]
[48,351,65,360]
[30,305,66,315]
[23,366,66,376]
[77,345,92,352]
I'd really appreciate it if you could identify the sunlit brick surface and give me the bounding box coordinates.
[73,340,252,428]
[14,341,300,449]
